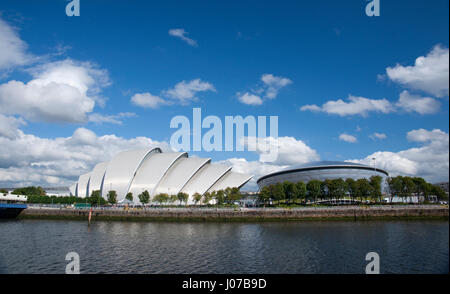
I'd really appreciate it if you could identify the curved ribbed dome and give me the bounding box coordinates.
[73,148,252,205]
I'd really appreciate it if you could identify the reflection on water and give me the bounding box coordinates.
[0,220,448,273]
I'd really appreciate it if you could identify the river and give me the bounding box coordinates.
[0,219,448,273]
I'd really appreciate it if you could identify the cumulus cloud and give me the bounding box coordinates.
[164,79,216,104]
[0,127,171,187]
[0,59,110,123]
[349,128,449,183]
[369,133,387,140]
[386,45,449,97]
[301,95,394,117]
[168,28,198,47]
[0,17,32,71]
[236,74,292,105]
[396,90,440,114]
[261,74,292,99]
[339,133,357,143]
[131,92,168,109]
[301,91,440,116]
[236,92,263,105]
[0,113,26,139]
[221,136,320,190]
[88,112,136,125]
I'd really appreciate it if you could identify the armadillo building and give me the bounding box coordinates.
[72,148,252,205]
[257,161,389,193]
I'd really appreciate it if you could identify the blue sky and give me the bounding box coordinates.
[0,0,448,189]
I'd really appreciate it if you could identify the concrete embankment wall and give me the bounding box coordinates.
[19,205,449,221]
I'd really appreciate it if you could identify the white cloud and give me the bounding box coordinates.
[131,92,168,109]
[0,127,171,187]
[339,133,357,143]
[0,113,26,139]
[0,17,32,71]
[386,45,449,97]
[261,74,292,99]
[0,59,110,123]
[369,133,387,140]
[168,28,198,47]
[349,129,449,183]
[237,92,263,105]
[221,136,320,190]
[301,95,394,117]
[88,112,136,125]
[236,73,292,105]
[396,90,440,114]
[164,79,216,104]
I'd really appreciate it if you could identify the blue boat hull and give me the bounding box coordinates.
[0,203,27,219]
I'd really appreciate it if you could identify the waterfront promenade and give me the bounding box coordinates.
[19,204,449,221]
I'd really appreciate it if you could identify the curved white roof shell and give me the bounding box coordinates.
[153,157,211,196]
[180,163,232,197]
[128,152,187,203]
[88,161,109,196]
[101,148,161,198]
[77,172,91,198]
[69,183,77,196]
[208,171,253,193]
[73,148,253,204]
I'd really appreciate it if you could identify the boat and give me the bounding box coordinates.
[0,203,27,219]
[0,193,27,219]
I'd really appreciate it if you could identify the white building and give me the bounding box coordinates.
[73,147,252,205]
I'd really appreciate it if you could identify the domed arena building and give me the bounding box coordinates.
[257,161,389,193]
[70,148,253,205]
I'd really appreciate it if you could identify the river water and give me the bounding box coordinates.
[0,219,448,274]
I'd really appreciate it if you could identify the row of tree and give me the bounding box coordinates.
[258,176,447,205]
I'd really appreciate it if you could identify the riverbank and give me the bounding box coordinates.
[17,205,449,222]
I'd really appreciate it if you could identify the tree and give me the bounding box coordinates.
[283,181,297,204]
[258,186,271,207]
[357,178,371,202]
[272,183,285,204]
[138,190,150,205]
[177,192,189,205]
[295,181,307,204]
[369,176,383,203]
[12,186,46,196]
[346,178,357,202]
[228,187,242,204]
[202,192,213,205]
[0,189,8,194]
[107,190,117,204]
[321,180,330,200]
[125,192,133,202]
[334,178,347,200]
[402,177,416,202]
[214,190,225,205]
[193,193,202,205]
[307,180,321,204]
[169,194,178,204]
[153,193,169,205]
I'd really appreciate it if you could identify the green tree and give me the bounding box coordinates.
[177,192,189,205]
[193,193,202,205]
[357,178,371,202]
[125,192,133,202]
[169,194,178,204]
[0,189,8,194]
[138,190,150,205]
[307,180,322,203]
[334,178,347,200]
[202,192,213,205]
[272,183,285,204]
[258,186,271,206]
[283,181,297,204]
[153,193,169,205]
[295,181,307,204]
[369,175,383,203]
[346,178,358,202]
[12,186,46,196]
[107,190,117,204]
